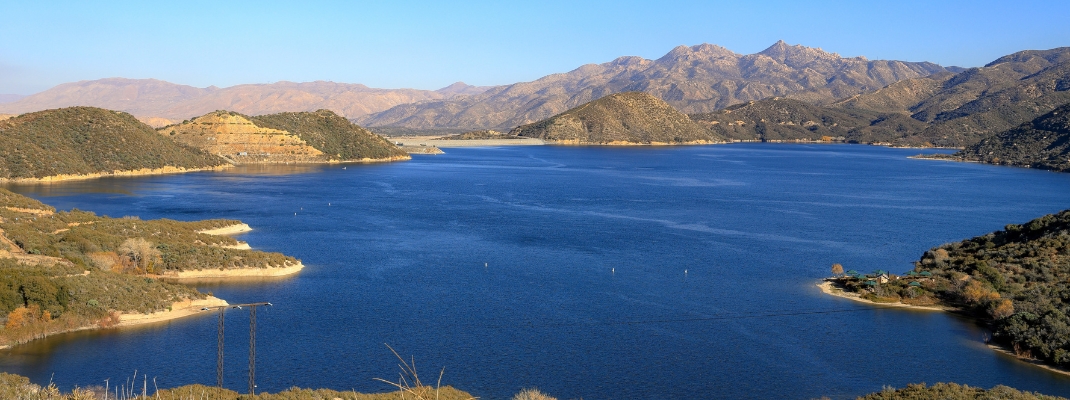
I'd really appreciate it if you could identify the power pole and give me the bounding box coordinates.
[207,302,271,394]
[249,304,258,395]
[217,307,225,388]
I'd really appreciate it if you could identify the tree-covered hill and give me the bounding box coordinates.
[0,188,300,347]
[838,209,1070,369]
[949,103,1070,171]
[690,97,928,143]
[249,109,409,161]
[511,92,719,144]
[0,107,227,180]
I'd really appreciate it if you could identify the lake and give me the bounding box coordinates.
[3,144,1070,399]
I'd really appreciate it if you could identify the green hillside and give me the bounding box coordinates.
[690,97,928,143]
[511,92,719,144]
[249,110,409,161]
[0,107,226,180]
[950,103,1070,171]
[837,209,1070,369]
[0,188,299,347]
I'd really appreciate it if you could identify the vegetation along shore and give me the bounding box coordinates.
[0,187,301,349]
[821,209,1070,376]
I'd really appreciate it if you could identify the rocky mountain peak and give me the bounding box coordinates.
[758,40,839,65]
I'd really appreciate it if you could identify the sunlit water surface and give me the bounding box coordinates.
[3,144,1070,399]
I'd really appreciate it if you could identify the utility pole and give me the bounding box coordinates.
[206,302,271,394]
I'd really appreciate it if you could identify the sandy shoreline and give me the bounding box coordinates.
[816,280,948,311]
[197,223,252,236]
[817,279,1070,377]
[116,296,228,327]
[0,296,228,350]
[161,262,304,280]
[0,165,232,184]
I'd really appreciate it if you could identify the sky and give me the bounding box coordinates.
[2,0,1069,95]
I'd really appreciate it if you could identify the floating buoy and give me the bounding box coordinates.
[612,268,615,274]
[484,262,488,268]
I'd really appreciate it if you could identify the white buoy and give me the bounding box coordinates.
[612,268,615,273]
[685,269,688,274]
[484,262,488,268]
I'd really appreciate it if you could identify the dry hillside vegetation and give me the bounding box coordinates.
[0,107,226,180]
[160,111,325,163]
[947,103,1070,171]
[511,92,718,144]
[250,110,409,161]
[162,110,407,164]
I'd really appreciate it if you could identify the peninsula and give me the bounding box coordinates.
[821,209,1070,375]
[0,188,302,349]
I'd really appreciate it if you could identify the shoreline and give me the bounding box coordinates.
[115,295,228,327]
[816,280,948,312]
[196,223,252,236]
[159,262,304,280]
[0,295,228,350]
[817,279,1070,377]
[0,165,233,184]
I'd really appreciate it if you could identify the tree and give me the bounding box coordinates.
[831,263,844,276]
[118,238,161,274]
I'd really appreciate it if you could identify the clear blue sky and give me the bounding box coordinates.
[2,0,1068,95]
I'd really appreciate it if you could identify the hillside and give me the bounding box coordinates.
[690,47,1070,147]
[690,97,930,143]
[250,110,410,161]
[161,110,407,164]
[0,188,300,348]
[510,92,718,144]
[359,41,951,130]
[950,103,1070,171]
[0,107,227,181]
[832,209,1070,370]
[0,78,489,122]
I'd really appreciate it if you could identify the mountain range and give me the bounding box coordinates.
[358,41,954,130]
[0,79,488,126]
[0,41,951,131]
[691,47,1070,147]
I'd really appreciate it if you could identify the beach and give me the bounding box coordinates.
[816,280,948,312]
[197,223,252,236]
[116,295,229,327]
[161,262,304,280]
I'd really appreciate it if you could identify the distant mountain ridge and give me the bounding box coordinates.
[358,41,953,130]
[0,79,489,124]
[690,47,1070,147]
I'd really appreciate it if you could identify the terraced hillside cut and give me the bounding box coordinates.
[160,110,408,164]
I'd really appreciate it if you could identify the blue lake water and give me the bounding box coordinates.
[3,144,1070,399]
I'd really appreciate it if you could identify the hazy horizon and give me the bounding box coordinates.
[2,0,1069,95]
